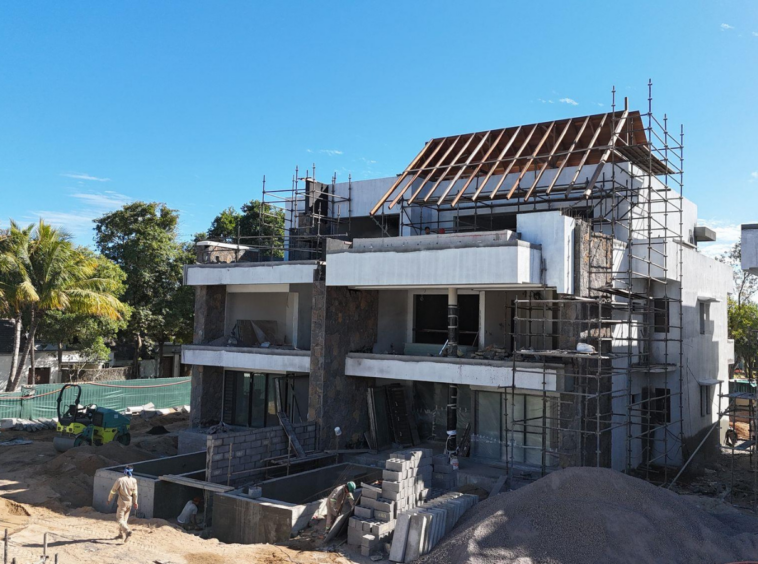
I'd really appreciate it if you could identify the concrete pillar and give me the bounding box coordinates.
[309,268,379,448]
[189,285,226,428]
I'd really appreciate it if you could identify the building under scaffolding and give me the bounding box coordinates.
[183,85,741,514]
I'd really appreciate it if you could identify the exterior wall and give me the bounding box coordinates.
[309,276,379,448]
[185,261,319,286]
[190,284,227,427]
[517,211,575,294]
[326,237,541,289]
[741,224,758,275]
[0,350,89,391]
[206,422,317,485]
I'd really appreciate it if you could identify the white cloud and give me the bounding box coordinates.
[559,98,579,106]
[753,31,758,37]
[60,172,111,182]
[750,171,758,183]
[721,23,734,31]
[698,219,741,258]
[29,190,132,242]
[305,149,343,156]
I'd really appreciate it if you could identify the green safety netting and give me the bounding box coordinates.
[0,377,191,420]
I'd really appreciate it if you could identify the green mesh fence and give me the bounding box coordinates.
[0,377,191,420]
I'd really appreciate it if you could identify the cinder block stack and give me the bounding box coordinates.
[346,448,433,556]
[388,491,479,563]
[382,448,434,512]
[431,453,457,490]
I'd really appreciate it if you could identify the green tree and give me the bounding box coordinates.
[3,221,127,391]
[718,242,758,306]
[728,298,758,379]
[202,200,285,258]
[0,222,39,387]
[38,252,130,376]
[94,202,194,377]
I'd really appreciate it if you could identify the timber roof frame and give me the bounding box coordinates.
[370,105,674,215]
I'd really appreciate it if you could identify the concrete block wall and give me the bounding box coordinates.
[206,422,317,485]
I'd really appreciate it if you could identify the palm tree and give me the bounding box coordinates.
[4,221,126,392]
[0,222,39,390]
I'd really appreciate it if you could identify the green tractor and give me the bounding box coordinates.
[53,384,132,452]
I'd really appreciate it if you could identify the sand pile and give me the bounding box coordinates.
[420,467,758,564]
[42,442,154,508]
[0,498,30,519]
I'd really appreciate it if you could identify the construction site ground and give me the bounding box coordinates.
[2,411,757,563]
[0,412,356,564]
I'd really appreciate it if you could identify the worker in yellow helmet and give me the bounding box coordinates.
[325,481,356,535]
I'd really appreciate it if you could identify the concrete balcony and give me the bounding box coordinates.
[325,230,542,289]
[344,352,561,391]
[182,345,310,374]
[184,260,319,287]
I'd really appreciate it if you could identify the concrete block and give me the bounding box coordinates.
[361,545,371,557]
[432,454,449,466]
[389,513,411,563]
[348,526,364,546]
[371,521,394,538]
[434,464,454,474]
[362,520,372,532]
[383,489,401,501]
[382,480,401,494]
[374,510,392,522]
[386,459,405,471]
[361,533,377,548]
[355,506,374,519]
[383,469,402,481]
[363,487,379,500]
[405,512,429,562]
[361,497,378,510]
[374,499,395,514]
[418,457,432,468]
[349,517,360,529]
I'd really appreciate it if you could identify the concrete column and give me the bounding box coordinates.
[447,288,458,356]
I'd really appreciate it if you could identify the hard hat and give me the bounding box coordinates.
[346,481,356,493]
[124,465,133,477]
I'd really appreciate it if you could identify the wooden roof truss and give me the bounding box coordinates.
[370,107,673,215]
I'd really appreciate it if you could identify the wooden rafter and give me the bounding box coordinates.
[544,116,591,195]
[583,108,630,196]
[435,131,492,205]
[564,113,608,198]
[387,139,446,209]
[505,121,556,200]
[471,126,522,201]
[407,136,462,204]
[488,123,539,200]
[524,119,573,201]
[450,128,507,207]
[423,133,478,202]
[370,142,428,216]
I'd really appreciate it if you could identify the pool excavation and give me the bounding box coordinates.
[92,445,481,560]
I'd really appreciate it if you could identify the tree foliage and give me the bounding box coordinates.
[1,220,128,391]
[199,200,285,258]
[728,298,758,379]
[718,242,758,306]
[94,202,194,375]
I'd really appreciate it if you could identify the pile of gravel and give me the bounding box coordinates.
[419,467,758,564]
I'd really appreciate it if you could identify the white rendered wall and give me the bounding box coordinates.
[326,242,541,288]
[185,262,318,286]
[517,211,574,294]
[0,350,87,391]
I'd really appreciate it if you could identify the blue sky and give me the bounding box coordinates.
[0,1,756,256]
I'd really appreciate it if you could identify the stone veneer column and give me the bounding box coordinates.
[190,285,226,428]
[308,269,379,449]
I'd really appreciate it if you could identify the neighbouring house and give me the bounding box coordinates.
[0,319,103,390]
[181,104,734,488]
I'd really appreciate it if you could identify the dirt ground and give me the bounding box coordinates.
[0,412,358,564]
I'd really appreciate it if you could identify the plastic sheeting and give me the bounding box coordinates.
[0,377,191,420]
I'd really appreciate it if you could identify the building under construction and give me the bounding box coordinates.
[179,87,738,538]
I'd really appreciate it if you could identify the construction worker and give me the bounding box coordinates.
[108,465,138,542]
[177,496,202,531]
[325,481,356,535]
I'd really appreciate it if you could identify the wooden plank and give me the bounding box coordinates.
[505,121,556,199]
[277,411,307,457]
[471,126,522,201]
[564,113,608,197]
[435,131,492,205]
[423,133,478,202]
[524,119,573,201]
[451,128,507,207]
[369,142,429,216]
[388,139,446,209]
[407,136,462,204]
[583,108,630,196]
[545,116,591,195]
[488,123,539,200]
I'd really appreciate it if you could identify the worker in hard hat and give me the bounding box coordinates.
[177,496,203,531]
[324,481,356,535]
[108,465,138,542]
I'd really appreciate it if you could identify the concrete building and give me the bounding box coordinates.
[182,106,734,489]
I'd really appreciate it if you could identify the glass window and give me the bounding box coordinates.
[473,391,502,461]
